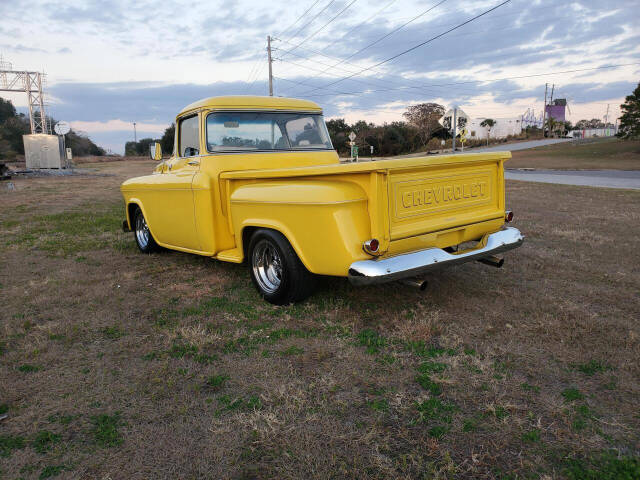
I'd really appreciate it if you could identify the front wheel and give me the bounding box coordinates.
[248,229,315,305]
[133,206,158,253]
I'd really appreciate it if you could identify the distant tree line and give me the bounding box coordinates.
[0,97,105,159]
[124,88,640,160]
[124,123,174,157]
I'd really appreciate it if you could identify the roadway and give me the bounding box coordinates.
[469,138,572,152]
[505,169,640,190]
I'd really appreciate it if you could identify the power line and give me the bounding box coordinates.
[274,56,482,96]
[326,0,449,72]
[272,7,578,96]
[287,0,337,41]
[273,26,584,98]
[300,62,640,98]
[277,0,322,40]
[279,0,359,57]
[322,0,399,50]
[300,0,513,95]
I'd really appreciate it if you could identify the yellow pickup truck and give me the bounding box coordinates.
[121,96,523,304]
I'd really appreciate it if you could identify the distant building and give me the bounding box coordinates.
[467,117,523,140]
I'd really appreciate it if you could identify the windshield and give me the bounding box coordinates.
[206,111,333,152]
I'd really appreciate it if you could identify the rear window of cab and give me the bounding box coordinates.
[206,111,333,152]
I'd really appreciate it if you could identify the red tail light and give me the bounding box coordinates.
[363,238,380,254]
[505,210,514,222]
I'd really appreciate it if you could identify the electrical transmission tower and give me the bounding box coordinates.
[0,57,50,134]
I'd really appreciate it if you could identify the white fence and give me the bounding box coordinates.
[568,128,618,139]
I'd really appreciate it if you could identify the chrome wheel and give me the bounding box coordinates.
[252,239,283,294]
[135,212,150,249]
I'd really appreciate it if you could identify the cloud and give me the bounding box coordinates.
[69,119,166,133]
[3,0,637,154]
[0,44,48,54]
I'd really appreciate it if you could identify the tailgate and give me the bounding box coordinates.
[387,157,504,240]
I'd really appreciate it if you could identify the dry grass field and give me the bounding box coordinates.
[1,159,639,479]
[508,138,640,170]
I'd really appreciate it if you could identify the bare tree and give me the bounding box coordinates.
[403,103,445,148]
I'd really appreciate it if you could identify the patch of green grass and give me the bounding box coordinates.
[154,307,179,328]
[428,425,449,438]
[102,326,123,339]
[522,429,541,443]
[142,351,160,361]
[215,395,263,416]
[182,296,258,320]
[39,465,68,479]
[4,204,124,256]
[462,417,481,432]
[0,434,26,457]
[48,333,65,341]
[223,327,314,355]
[20,464,38,474]
[417,361,447,374]
[0,404,7,415]
[406,340,456,358]
[493,406,509,420]
[168,342,198,359]
[562,451,640,479]
[356,329,386,354]
[415,373,442,396]
[368,398,389,412]
[375,353,396,365]
[281,345,304,356]
[562,388,585,402]
[206,374,230,390]
[47,413,75,425]
[573,359,612,376]
[572,418,588,431]
[520,382,541,393]
[32,431,61,454]
[414,398,457,424]
[17,364,41,373]
[193,352,219,364]
[571,404,595,432]
[91,413,123,447]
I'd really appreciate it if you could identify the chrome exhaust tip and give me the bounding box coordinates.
[399,278,429,291]
[477,255,504,268]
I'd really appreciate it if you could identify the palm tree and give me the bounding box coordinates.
[480,119,496,146]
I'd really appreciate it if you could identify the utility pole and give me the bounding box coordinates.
[549,83,555,104]
[542,83,548,138]
[267,35,274,97]
[452,107,457,153]
[133,122,137,143]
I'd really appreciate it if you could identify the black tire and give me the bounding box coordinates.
[248,229,315,305]
[132,206,159,253]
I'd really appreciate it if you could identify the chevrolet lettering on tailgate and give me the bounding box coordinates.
[400,177,489,212]
[121,96,523,305]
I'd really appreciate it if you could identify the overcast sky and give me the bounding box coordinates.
[1,0,638,153]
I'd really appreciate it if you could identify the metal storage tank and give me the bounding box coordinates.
[23,134,65,169]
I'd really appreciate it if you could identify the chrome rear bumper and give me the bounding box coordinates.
[348,227,524,286]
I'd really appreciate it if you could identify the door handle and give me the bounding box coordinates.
[187,160,200,166]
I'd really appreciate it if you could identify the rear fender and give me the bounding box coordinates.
[230,180,372,276]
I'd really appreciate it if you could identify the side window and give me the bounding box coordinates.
[179,115,199,157]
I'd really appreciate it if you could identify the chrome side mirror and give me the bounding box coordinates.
[150,142,163,161]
